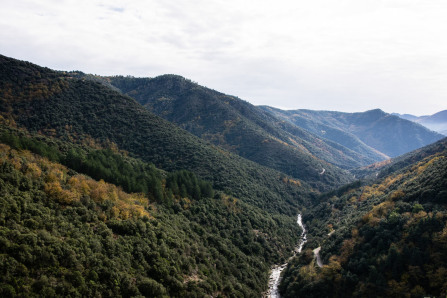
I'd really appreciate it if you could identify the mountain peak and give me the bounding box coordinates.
[428,110,447,122]
[364,108,386,115]
[154,74,188,81]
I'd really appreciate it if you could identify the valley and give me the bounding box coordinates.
[267,214,307,298]
[0,54,446,297]
[279,137,447,297]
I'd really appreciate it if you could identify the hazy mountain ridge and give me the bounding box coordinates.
[262,107,444,158]
[261,106,389,162]
[394,110,447,136]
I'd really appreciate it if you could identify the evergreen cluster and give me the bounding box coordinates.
[0,54,312,214]
[0,137,300,297]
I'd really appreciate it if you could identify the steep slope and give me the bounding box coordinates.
[101,75,367,177]
[394,110,447,136]
[0,134,303,297]
[280,138,447,297]
[0,54,323,207]
[377,136,447,177]
[0,54,318,297]
[263,107,444,158]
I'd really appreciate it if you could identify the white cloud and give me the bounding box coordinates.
[1,0,446,115]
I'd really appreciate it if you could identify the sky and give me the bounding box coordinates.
[1,0,447,115]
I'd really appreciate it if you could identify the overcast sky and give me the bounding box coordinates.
[1,0,446,115]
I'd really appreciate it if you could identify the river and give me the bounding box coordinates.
[267,214,307,298]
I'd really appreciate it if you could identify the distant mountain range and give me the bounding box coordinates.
[260,107,444,158]
[91,75,442,174]
[393,110,447,136]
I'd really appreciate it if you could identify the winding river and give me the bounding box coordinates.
[267,214,307,298]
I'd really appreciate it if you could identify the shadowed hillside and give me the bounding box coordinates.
[0,54,320,209]
[99,75,365,183]
[0,54,312,297]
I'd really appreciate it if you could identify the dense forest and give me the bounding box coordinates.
[280,138,447,297]
[0,128,305,297]
[0,54,316,213]
[0,55,310,296]
[1,54,446,297]
[98,74,358,185]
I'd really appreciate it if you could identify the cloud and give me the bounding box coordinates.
[1,0,446,115]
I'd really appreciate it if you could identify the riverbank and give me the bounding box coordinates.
[267,214,307,298]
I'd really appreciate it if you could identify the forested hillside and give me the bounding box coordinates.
[262,107,443,159]
[0,54,320,209]
[0,139,304,297]
[102,75,369,175]
[0,54,317,297]
[1,54,445,298]
[279,138,447,297]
